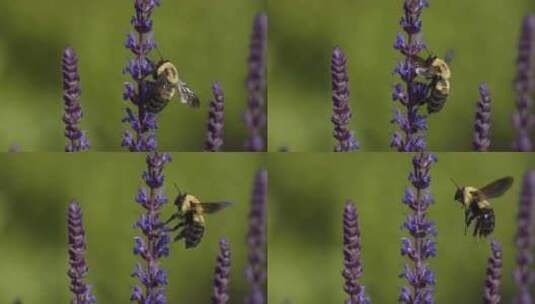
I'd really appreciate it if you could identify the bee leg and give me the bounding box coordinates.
[473,218,481,237]
[169,222,185,232]
[464,209,477,236]
[174,229,186,242]
[165,213,180,225]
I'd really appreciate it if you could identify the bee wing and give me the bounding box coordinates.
[200,201,233,214]
[177,80,200,108]
[444,49,455,65]
[479,176,514,199]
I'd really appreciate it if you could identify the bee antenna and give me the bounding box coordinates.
[449,177,460,189]
[154,46,164,61]
[173,182,182,195]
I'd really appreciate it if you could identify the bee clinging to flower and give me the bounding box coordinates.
[413,50,454,114]
[145,58,200,113]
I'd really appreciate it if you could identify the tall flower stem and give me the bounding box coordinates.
[204,82,225,152]
[67,201,96,304]
[245,169,267,304]
[62,47,90,152]
[483,240,502,304]
[331,47,359,152]
[513,171,535,304]
[244,13,268,152]
[342,201,369,304]
[473,83,492,151]
[399,152,437,303]
[122,0,161,151]
[212,238,231,304]
[131,152,171,303]
[512,15,535,152]
[391,0,430,152]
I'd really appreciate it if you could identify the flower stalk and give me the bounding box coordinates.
[204,82,225,152]
[67,201,96,304]
[122,0,161,151]
[331,47,359,152]
[62,47,90,152]
[212,238,232,304]
[131,152,172,303]
[399,152,437,303]
[244,13,268,152]
[245,169,268,304]
[473,83,492,151]
[391,0,431,152]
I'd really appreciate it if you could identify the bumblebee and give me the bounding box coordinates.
[452,176,513,237]
[414,51,453,113]
[165,191,231,249]
[145,60,200,113]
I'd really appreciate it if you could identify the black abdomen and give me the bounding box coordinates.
[478,208,495,237]
[184,222,205,249]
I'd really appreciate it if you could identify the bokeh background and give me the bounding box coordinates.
[268,153,535,303]
[0,0,265,151]
[0,153,266,302]
[268,0,535,151]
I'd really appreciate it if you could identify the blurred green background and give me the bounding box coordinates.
[268,153,535,303]
[0,0,265,151]
[0,153,266,302]
[268,0,535,151]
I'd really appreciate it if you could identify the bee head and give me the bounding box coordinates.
[450,178,464,204]
[173,183,187,207]
[454,188,463,203]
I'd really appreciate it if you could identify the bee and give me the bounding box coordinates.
[413,50,453,113]
[165,190,231,249]
[452,176,514,237]
[146,60,200,113]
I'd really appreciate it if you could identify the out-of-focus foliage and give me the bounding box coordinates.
[267,153,535,303]
[0,0,265,151]
[0,153,265,303]
[268,0,535,151]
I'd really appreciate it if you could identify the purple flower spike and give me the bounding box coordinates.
[391,0,431,152]
[67,201,96,304]
[204,82,225,152]
[122,0,161,152]
[244,13,267,152]
[473,83,492,151]
[62,47,90,152]
[131,152,171,304]
[512,15,535,152]
[343,201,369,304]
[245,169,267,304]
[513,171,535,304]
[331,47,359,152]
[483,240,502,304]
[212,238,231,304]
[399,152,437,304]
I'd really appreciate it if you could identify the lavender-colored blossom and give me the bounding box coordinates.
[399,152,437,304]
[512,15,535,152]
[245,169,267,304]
[244,13,267,152]
[62,47,90,152]
[212,238,231,304]
[122,0,161,152]
[204,82,225,152]
[331,47,359,152]
[67,201,96,304]
[473,83,492,151]
[131,152,171,304]
[391,0,431,152]
[513,171,535,304]
[483,240,502,304]
[342,201,369,304]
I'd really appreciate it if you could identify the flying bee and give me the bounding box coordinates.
[452,176,513,238]
[164,190,232,249]
[413,50,454,113]
[145,60,200,113]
